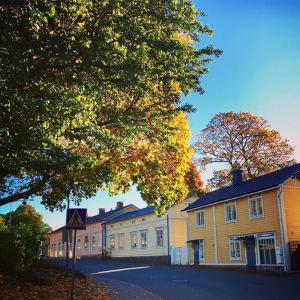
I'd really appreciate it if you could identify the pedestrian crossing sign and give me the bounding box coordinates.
[66,208,87,230]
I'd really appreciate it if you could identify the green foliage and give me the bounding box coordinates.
[0,1,221,211]
[0,205,51,271]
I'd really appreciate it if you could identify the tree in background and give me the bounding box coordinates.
[0,204,51,270]
[195,112,295,189]
[0,0,221,212]
[184,161,206,196]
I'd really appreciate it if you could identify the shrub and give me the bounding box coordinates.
[0,205,51,271]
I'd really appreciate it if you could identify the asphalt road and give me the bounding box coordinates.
[54,258,300,300]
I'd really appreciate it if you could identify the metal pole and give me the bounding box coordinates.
[70,229,77,300]
[65,198,70,270]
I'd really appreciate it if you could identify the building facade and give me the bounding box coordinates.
[104,207,169,263]
[48,202,137,258]
[184,164,300,272]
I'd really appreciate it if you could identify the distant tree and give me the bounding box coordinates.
[0,0,221,211]
[195,112,295,189]
[184,161,206,196]
[0,204,51,270]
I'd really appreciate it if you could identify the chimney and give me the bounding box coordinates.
[116,201,123,209]
[232,169,243,185]
[99,208,105,215]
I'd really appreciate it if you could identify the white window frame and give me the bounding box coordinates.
[195,210,205,228]
[118,233,125,250]
[199,239,205,260]
[155,227,164,247]
[109,235,115,250]
[92,235,96,248]
[257,232,277,266]
[130,231,138,249]
[77,238,81,250]
[229,237,242,261]
[140,230,148,248]
[224,201,237,223]
[248,194,264,219]
[84,235,89,249]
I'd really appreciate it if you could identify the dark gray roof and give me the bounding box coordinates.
[50,205,133,234]
[184,163,300,212]
[106,206,155,224]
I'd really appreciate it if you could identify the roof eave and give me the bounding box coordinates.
[183,185,280,213]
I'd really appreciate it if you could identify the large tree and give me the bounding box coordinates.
[195,112,295,189]
[0,1,221,211]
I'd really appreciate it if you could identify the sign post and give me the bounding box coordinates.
[66,208,87,300]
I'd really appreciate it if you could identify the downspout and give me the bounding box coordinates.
[277,185,290,271]
[212,205,219,264]
[102,223,106,257]
[167,215,170,263]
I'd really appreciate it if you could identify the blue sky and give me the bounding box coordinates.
[1,0,300,229]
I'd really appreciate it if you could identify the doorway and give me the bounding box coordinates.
[245,236,256,269]
[193,241,199,265]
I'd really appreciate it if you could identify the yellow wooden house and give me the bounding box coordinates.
[183,164,300,271]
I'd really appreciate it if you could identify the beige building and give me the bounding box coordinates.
[104,206,168,263]
[104,198,195,264]
[48,202,137,258]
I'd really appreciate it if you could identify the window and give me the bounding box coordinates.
[140,230,147,248]
[92,235,96,248]
[196,210,205,227]
[249,194,263,219]
[58,242,61,252]
[110,235,115,250]
[77,238,81,249]
[84,235,89,248]
[156,227,164,247]
[229,238,241,260]
[118,233,125,250]
[225,201,237,223]
[199,240,204,260]
[130,231,138,248]
[258,233,276,265]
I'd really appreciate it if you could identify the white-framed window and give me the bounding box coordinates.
[84,235,89,248]
[110,235,115,250]
[249,194,263,219]
[118,233,125,250]
[225,201,237,223]
[92,235,96,248]
[77,238,81,249]
[199,239,205,260]
[195,210,205,227]
[130,231,138,248]
[140,230,147,248]
[156,227,164,247]
[229,238,241,260]
[258,233,276,265]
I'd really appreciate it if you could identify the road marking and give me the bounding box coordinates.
[173,279,188,283]
[90,266,151,275]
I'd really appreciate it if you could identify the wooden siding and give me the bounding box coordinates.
[283,178,300,241]
[106,213,168,257]
[168,196,196,247]
[48,205,137,257]
[187,206,215,264]
[187,188,282,265]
